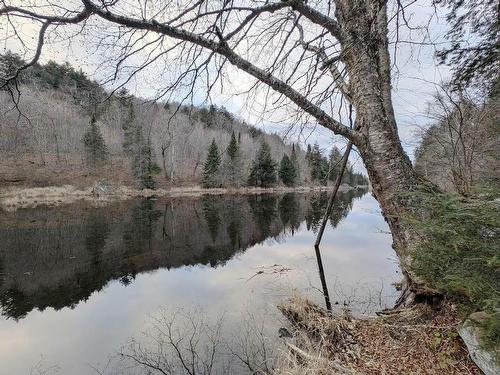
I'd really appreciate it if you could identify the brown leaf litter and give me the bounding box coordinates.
[275,296,481,375]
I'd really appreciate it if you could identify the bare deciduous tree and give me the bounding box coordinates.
[415,83,500,195]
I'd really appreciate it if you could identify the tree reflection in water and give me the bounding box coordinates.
[0,189,367,320]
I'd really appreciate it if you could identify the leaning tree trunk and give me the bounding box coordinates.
[336,0,437,304]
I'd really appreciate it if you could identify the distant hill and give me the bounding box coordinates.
[0,53,366,189]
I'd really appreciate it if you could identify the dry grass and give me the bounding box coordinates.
[275,296,481,375]
[0,182,349,211]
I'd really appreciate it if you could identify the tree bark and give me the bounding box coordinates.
[335,0,438,304]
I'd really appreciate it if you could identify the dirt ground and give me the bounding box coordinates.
[274,296,481,375]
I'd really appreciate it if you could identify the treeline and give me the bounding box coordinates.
[305,143,368,186]
[0,53,368,189]
[200,136,367,188]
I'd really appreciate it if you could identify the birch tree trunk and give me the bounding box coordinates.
[336,1,433,302]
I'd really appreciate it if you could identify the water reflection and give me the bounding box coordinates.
[0,190,366,321]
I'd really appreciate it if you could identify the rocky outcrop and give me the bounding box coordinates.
[458,312,500,375]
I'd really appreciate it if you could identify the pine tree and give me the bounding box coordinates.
[116,88,159,189]
[328,146,343,181]
[248,141,277,187]
[305,144,312,163]
[309,142,328,184]
[202,139,221,188]
[227,131,238,160]
[117,88,136,155]
[290,143,300,180]
[131,127,161,189]
[223,131,243,187]
[82,115,108,167]
[279,154,297,186]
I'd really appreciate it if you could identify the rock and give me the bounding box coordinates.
[92,180,114,197]
[458,312,500,375]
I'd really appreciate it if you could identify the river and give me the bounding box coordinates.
[0,190,400,374]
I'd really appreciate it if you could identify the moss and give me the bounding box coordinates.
[406,190,500,352]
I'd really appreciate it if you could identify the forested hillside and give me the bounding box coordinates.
[0,53,366,190]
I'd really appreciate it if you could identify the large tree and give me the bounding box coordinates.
[0,0,436,301]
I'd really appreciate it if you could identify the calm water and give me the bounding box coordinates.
[0,191,400,374]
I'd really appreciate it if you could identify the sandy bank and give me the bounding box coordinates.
[0,184,363,211]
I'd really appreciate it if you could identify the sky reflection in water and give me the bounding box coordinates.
[0,191,400,374]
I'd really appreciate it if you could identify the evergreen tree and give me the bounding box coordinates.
[305,144,312,163]
[117,88,136,154]
[0,52,24,84]
[309,142,329,184]
[223,131,242,187]
[279,154,297,186]
[290,143,300,181]
[131,126,161,189]
[202,139,221,188]
[328,146,343,181]
[116,89,159,189]
[227,131,238,160]
[248,141,277,187]
[82,115,108,167]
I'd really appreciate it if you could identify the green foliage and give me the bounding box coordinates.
[0,51,24,82]
[223,131,243,187]
[328,146,343,182]
[248,126,263,138]
[132,132,161,190]
[248,141,277,187]
[308,143,329,184]
[117,90,159,189]
[408,190,500,350]
[82,116,108,167]
[435,0,499,90]
[279,154,297,187]
[202,139,221,188]
[0,52,104,106]
[290,143,300,180]
[227,131,239,160]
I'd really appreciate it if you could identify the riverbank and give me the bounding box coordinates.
[275,296,481,375]
[0,183,364,211]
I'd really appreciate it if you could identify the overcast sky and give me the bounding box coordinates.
[1,0,453,172]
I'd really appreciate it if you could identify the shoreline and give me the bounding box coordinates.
[0,183,367,211]
[275,296,483,374]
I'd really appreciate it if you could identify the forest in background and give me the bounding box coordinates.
[0,52,367,190]
[415,79,499,196]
